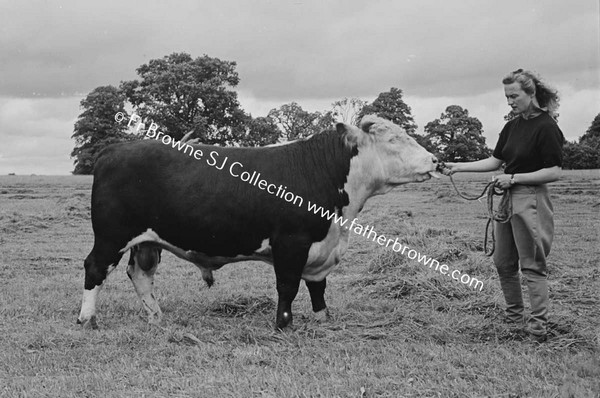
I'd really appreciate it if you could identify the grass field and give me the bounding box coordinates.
[0,171,599,397]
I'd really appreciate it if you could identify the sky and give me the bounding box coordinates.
[0,0,598,175]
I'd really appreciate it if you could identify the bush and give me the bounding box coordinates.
[562,140,600,169]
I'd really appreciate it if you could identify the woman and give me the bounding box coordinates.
[442,69,564,342]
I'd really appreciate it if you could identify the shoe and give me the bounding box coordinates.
[525,323,547,343]
[503,314,524,325]
[525,326,547,343]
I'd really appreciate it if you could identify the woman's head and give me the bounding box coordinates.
[502,69,560,118]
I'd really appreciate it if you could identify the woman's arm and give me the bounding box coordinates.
[442,156,504,174]
[493,166,562,189]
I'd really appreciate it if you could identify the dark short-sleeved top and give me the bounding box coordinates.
[492,112,564,174]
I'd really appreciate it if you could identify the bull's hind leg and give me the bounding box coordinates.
[306,279,330,321]
[78,239,124,329]
[126,243,163,325]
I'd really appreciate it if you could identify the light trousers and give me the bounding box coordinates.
[493,184,554,335]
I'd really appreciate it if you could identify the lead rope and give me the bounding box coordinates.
[439,164,512,256]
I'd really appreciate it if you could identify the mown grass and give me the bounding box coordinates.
[0,172,598,397]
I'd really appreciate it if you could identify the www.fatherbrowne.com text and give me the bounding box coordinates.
[115,112,484,291]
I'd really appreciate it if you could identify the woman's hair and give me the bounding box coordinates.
[502,69,560,118]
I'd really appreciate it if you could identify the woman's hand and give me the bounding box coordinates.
[492,174,512,189]
[440,162,459,176]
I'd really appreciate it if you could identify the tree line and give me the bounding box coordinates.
[561,113,600,170]
[71,52,598,174]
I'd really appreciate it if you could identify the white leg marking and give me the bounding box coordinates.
[78,284,103,328]
[128,252,162,325]
[314,307,330,322]
[77,262,117,328]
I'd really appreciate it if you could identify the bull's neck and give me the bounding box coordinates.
[341,149,385,221]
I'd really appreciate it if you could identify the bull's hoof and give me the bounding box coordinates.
[313,308,330,322]
[147,312,163,326]
[77,315,98,330]
[275,311,293,330]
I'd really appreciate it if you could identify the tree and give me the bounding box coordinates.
[562,113,600,169]
[580,112,600,144]
[243,116,281,146]
[331,97,366,126]
[313,111,336,136]
[71,86,132,174]
[562,140,600,169]
[267,102,335,141]
[358,87,417,133]
[424,105,492,162]
[120,52,249,145]
[357,87,432,148]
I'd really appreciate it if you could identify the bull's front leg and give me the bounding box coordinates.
[78,239,123,329]
[272,235,311,330]
[274,276,301,329]
[306,278,330,321]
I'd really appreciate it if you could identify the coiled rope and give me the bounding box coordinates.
[441,167,512,256]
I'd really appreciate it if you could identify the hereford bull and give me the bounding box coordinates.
[77,115,439,329]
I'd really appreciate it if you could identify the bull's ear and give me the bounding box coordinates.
[360,121,375,133]
[335,122,349,135]
[359,115,378,133]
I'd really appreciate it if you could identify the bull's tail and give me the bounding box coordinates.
[120,229,215,287]
[121,229,167,253]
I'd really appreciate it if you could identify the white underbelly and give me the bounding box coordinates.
[301,221,349,281]
[250,220,349,281]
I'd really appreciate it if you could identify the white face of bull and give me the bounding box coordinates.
[302,116,439,282]
[340,115,439,195]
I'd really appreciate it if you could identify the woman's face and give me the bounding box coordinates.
[504,82,534,115]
